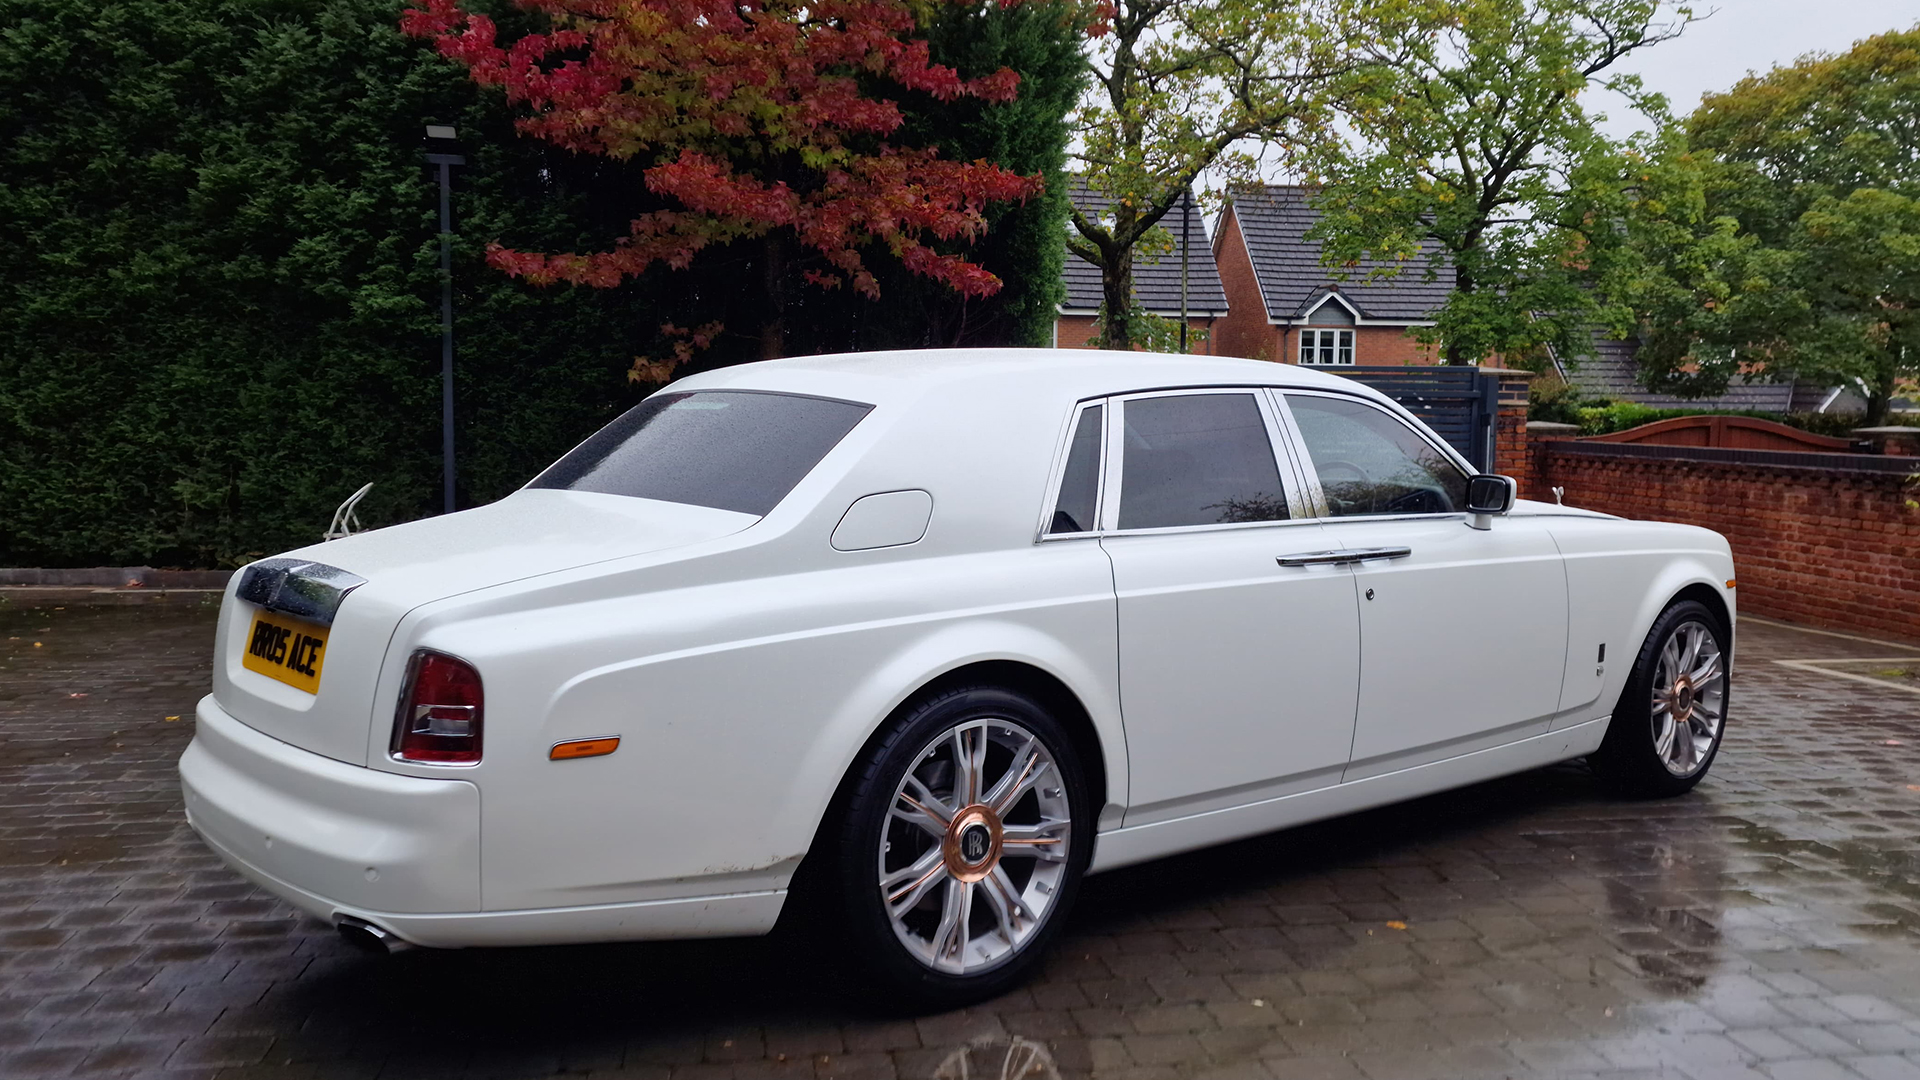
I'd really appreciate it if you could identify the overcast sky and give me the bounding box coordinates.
[1204,0,1920,232]
[1596,0,1920,136]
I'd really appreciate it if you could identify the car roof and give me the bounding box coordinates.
[668,348,1396,411]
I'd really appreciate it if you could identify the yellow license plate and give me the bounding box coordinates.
[241,609,330,694]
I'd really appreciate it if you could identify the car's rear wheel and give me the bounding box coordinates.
[1591,599,1729,797]
[828,686,1091,1008]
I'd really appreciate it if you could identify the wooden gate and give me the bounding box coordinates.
[1583,415,1859,452]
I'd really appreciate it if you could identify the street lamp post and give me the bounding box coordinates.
[424,124,464,515]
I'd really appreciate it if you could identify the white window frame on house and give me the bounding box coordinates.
[1298,328,1354,366]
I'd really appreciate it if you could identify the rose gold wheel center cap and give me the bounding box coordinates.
[943,804,1003,883]
[1672,675,1695,720]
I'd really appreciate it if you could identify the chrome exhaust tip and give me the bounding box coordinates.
[335,915,414,955]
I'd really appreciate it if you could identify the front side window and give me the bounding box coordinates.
[528,390,873,516]
[1117,394,1288,530]
[1299,329,1355,366]
[1286,394,1469,517]
[1049,404,1103,534]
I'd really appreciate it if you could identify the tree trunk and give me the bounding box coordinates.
[759,232,788,360]
[1865,353,1896,427]
[1444,267,1474,366]
[1097,247,1136,351]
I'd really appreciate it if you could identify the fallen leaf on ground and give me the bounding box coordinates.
[1385,920,1408,930]
[66,693,87,699]
[165,716,180,722]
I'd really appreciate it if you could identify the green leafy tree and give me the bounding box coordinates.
[1689,26,1920,241]
[1651,25,1920,423]
[1067,0,1352,351]
[1786,189,1920,423]
[1309,0,1693,365]
[1604,181,1920,423]
[1573,127,1799,398]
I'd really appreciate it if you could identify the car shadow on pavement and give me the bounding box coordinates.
[1072,761,1616,927]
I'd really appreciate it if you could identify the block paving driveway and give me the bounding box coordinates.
[2,597,1919,1080]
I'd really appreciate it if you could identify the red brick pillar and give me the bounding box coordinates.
[1480,368,1534,491]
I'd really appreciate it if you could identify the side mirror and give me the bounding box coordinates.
[1464,474,1516,530]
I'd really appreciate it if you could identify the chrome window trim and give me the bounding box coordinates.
[1100,387,1309,535]
[1095,516,1323,540]
[1270,388,1476,522]
[1035,398,1110,543]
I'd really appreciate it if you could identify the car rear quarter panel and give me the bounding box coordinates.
[1546,517,1736,726]
[374,380,1127,913]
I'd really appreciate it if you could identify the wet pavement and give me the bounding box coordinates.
[2,598,1918,1080]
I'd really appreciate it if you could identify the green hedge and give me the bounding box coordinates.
[0,0,675,567]
[0,0,1081,567]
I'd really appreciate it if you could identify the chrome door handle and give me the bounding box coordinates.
[1342,546,1413,562]
[1275,550,1357,566]
[1276,546,1412,567]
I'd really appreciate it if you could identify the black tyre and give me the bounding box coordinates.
[826,685,1092,1009]
[1591,599,1730,797]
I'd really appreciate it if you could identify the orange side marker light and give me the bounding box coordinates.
[550,736,620,761]
[1725,579,1736,589]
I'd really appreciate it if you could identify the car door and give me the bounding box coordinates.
[1083,389,1362,827]
[1273,391,1569,781]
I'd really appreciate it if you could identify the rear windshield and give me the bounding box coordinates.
[527,390,874,516]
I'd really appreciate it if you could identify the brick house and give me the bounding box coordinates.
[1210,185,1449,366]
[1055,178,1229,350]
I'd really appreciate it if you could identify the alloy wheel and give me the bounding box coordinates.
[876,718,1072,975]
[1651,619,1726,777]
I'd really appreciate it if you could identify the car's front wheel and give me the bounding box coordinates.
[828,685,1091,1008]
[1591,599,1730,797]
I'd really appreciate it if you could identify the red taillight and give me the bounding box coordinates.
[392,651,483,764]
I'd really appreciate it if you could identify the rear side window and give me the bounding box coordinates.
[1049,404,1103,534]
[528,390,873,516]
[1117,393,1288,530]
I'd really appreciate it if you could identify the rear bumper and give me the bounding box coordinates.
[180,694,482,917]
[179,695,786,947]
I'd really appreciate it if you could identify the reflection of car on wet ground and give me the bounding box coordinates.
[178,349,1736,1007]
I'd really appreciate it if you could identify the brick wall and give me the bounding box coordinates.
[1272,325,1441,366]
[1537,444,1920,642]
[1053,313,1220,351]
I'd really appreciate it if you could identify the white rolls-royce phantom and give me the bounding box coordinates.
[180,349,1733,1006]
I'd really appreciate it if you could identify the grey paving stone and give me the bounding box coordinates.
[4,606,1920,1080]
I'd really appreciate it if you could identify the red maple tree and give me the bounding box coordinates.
[403,0,1043,352]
